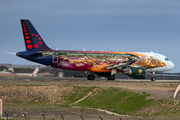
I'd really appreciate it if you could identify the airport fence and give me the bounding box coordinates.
[1,112,143,120]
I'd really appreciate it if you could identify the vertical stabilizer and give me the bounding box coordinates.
[21,19,51,51]
[32,67,39,75]
[2,69,6,73]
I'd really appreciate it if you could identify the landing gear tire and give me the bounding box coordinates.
[151,77,156,81]
[87,75,95,80]
[107,75,115,80]
[151,72,156,81]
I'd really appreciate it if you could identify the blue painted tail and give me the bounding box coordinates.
[21,19,51,51]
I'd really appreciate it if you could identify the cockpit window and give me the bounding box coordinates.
[165,58,169,61]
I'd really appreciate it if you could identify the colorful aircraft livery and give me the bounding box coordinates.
[16,19,174,81]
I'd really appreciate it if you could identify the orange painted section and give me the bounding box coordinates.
[89,65,123,73]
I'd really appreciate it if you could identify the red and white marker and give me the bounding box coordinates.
[0,99,2,115]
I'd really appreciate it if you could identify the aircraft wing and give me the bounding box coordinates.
[102,58,136,70]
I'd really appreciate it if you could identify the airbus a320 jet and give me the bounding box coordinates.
[16,19,174,81]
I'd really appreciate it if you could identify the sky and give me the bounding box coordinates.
[0,0,180,73]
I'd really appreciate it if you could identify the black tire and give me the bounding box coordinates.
[151,77,156,81]
[107,75,115,80]
[87,75,95,80]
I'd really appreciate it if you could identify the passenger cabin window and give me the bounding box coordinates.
[165,58,169,61]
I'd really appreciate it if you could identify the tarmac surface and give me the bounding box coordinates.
[0,75,180,82]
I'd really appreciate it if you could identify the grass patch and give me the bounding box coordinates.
[2,84,180,118]
[65,86,97,104]
[75,87,154,115]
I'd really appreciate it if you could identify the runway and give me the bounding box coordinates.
[0,75,180,82]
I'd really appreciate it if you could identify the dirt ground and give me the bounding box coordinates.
[1,79,180,120]
[1,79,178,100]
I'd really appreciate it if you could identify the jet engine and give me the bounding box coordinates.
[123,67,146,79]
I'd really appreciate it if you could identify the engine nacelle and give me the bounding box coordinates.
[123,67,146,79]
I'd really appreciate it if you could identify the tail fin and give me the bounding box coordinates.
[2,69,6,73]
[21,19,51,51]
[32,67,39,75]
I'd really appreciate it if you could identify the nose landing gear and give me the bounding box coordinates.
[151,72,156,81]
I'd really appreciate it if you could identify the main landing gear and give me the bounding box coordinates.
[107,68,116,80]
[87,69,117,80]
[87,74,95,80]
[151,72,156,81]
[87,74,116,80]
[107,75,115,80]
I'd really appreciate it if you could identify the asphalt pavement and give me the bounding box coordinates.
[0,75,180,82]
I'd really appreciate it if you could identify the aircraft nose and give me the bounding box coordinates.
[169,61,175,70]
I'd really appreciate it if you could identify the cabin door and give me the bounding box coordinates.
[53,53,58,63]
[155,54,161,61]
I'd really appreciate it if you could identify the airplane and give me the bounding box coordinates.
[0,69,7,73]
[0,69,13,74]
[15,67,39,77]
[0,67,39,77]
[16,19,174,81]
